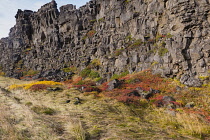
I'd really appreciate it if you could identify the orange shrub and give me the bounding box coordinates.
[30,84,50,91]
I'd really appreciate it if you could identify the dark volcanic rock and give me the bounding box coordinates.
[154,96,177,108]
[0,0,209,86]
[47,87,63,92]
[180,74,203,87]
[135,87,160,99]
[162,96,176,103]
[66,100,71,103]
[37,69,74,81]
[107,79,121,91]
[185,102,195,108]
[127,90,140,97]
[149,88,161,94]
[74,97,82,105]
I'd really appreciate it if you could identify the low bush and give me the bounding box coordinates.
[9,81,62,90]
[62,66,77,73]
[158,47,168,56]
[114,48,125,56]
[0,71,5,76]
[80,68,91,78]
[30,84,50,91]
[23,69,39,76]
[80,68,100,79]
[110,71,129,81]
[89,71,100,79]
[31,106,56,115]
[90,59,101,68]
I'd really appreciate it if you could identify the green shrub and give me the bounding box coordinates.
[125,78,140,84]
[126,35,133,42]
[82,36,88,40]
[89,71,100,79]
[23,48,32,52]
[151,61,159,66]
[15,60,23,68]
[133,39,143,46]
[158,47,168,56]
[62,66,77,73]
[160,41,166,47]
[80,68,100,79]
[31,106,56,115]
[25,102,33,106]
[76,80,86,85]
[110,71,129,80]
[23,69,39,76]
[125,0,131,3]
[166,33,173,38]
[155,35,163,42]
[115,48,125,56]
[80,68,91,78]
[129,39,143,49]
[0,71,5,76]
[90,59,101,68]
[95,77,103,82]
[98,18,105,22]
[90,19,97,23]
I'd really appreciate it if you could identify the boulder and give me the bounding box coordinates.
[135,87,160,99]
[127,90,140,97]
[180,74,203,87]
[107,79,121,91]
[185,102,195,108]
[47,87,62,91]
[154,96,177,108]
[74,97,82,105]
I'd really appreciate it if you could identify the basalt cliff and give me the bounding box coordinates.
[0,0,209,86]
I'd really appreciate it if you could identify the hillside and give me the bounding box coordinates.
[0,0,209,85]
[0,70,209,139]
[0,0,209,139]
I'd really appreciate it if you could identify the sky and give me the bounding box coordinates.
[0,0,89,38]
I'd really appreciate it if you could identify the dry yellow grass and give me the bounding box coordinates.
[0,105,24,140]
[65,119,86,140]
[0,76,209,139]
[147,108,210,139]
[176,112,210,136]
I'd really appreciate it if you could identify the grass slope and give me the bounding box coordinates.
[0,71,209,140]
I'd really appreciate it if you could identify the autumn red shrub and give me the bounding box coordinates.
[206,116,210,123]
[102,89,141,104]
[99,82,109,91]
[118,69,172,92]
[72,75,83,84]
[83,86,101,92]
[74,84,101,93]
[184,108,209,117]
[30,84,50,91]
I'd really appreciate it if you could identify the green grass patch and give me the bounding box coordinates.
[110,71,129,80]
[158,47,168,56]
[31,106,56,115]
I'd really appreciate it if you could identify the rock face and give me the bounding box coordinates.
[0,0,209,85]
